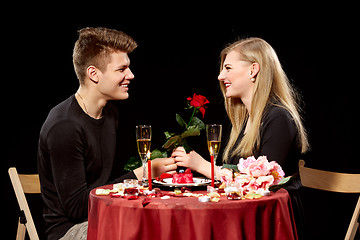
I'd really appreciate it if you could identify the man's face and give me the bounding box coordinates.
[96,51,134,100]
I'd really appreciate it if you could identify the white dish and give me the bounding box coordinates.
[153,177,211,187]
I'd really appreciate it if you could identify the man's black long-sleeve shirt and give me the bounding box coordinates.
[37,95,135,239]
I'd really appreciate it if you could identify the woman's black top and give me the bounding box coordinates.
[227,104,306,238]
[227,104,301,176]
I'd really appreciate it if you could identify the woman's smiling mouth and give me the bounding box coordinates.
[224,83,231,88]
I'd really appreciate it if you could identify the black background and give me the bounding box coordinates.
[3,4,359,239]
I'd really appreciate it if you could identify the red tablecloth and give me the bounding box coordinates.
[87,186,297,240]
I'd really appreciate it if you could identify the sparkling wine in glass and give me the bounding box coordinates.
[206,124,222,162]
[136,125,152,184]
[206,124,222,184]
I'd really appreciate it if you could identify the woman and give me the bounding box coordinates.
[172,37,309,238]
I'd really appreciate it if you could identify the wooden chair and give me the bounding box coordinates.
[8,167,40,240]
[298,160,360,240]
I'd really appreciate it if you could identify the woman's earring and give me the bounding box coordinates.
[250,77,256,82]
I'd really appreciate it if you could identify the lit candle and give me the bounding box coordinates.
[211,155,214,187]
[148,160,152,190]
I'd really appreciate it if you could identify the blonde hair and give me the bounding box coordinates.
[220,37,309,162]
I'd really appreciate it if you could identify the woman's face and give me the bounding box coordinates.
[218,50,254,99]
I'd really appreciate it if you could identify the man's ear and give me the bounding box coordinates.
[86,66,99,84]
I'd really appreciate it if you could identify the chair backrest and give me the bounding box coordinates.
[298,160,360,240]
[298,160,360,193]
[8,167,40,240]
[18,174,41,194]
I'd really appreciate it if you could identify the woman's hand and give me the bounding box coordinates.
[171,147,211,178]
[171,147,199,170]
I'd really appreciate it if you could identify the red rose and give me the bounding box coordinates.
[187,93,209,118]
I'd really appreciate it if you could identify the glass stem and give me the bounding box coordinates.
[142,158,147,183]
[213,154,218,180]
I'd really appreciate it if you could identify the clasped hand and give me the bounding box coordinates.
[137,146,210,180]
[171,146,206,173]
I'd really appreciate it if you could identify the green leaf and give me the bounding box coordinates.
[180,126,200,138]
[151,149,168,159]
[162,135,182,149]
[124,156,142,171]
[189,116,205,130]
[176,114,187,129]
[269,176,293,192]
[277,176,292,185]
[222,164,239,172]
[164,131,174,139]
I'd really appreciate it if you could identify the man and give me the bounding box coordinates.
[37,27,177,239]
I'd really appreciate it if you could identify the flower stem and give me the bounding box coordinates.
[187,108,197,129]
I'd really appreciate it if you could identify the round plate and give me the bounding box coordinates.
[153,177,212,187]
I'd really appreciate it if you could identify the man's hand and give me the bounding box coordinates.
[133,157,177,180]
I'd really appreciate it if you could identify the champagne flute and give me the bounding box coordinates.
[206,124,222,186]
[206,124,222,162]
[136,125,152,185]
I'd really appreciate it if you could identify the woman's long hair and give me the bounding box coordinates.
[220,37,309,162]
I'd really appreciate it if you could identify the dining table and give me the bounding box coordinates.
[87,185,298,240]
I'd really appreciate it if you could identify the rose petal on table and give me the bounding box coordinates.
[122,195,139,200]
[142,198,151,207]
